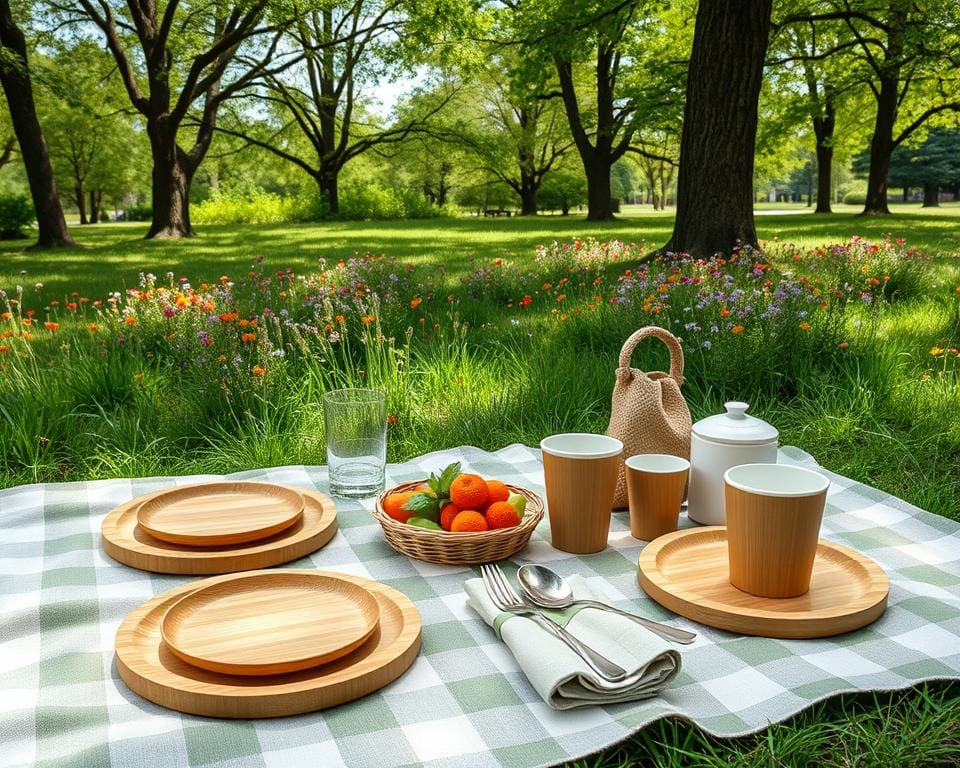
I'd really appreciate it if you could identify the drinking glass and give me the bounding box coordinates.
[322,388,387,498]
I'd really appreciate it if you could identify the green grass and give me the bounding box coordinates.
[1,207,958,767]
[2,202,958,301]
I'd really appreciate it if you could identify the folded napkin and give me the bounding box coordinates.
[465,574,683,709]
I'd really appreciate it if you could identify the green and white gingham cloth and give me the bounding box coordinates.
[2,445,959,768]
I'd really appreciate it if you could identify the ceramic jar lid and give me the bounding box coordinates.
[692,402,778,446]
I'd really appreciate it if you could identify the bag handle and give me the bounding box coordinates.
[616,326,685,385]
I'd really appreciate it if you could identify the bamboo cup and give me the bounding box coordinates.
[625,454,690,541]
[724,463,830,598]
[540,434,623,554]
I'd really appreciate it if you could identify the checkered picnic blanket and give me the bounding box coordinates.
[2,445,959,768]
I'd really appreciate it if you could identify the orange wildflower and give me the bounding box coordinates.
[799,322,811,331]
[220,312,239,323]
[838,342,849,349]
[252,365,266,377]
[22,318,32,326]
[731,325,745,334]
[361,315,375,327]
[720,308,730,317]
[410,297,422,309]
[217,355,227,363]
[88,324,98,333]
[125,316,136,326]
[0,345,9,353]
[1,312,11,320]
[336,314,345,324]
[241,333,257,343]
[44,322,58,332]
[66,302,77,311]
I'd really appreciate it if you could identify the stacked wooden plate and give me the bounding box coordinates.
[101,482,338,574]
[116,570,421,717]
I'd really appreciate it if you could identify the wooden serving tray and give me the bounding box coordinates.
[638,526,889,638]
[137,482,304,546]
[102,488,336,574]
[116,571,421,718]
[161,571,380,676]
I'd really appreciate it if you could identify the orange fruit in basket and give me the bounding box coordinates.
[485,501,520,529]
[450,510,489,533]
[450,474,489,510]
[485,480,510,506]
[382,491,415,523]
[440,502,461,531]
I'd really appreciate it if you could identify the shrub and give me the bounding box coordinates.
[842,192,866,205]
[124,204,152,222]
[0,195,34,239]
[338,183,445,220]
[192,188,322,225]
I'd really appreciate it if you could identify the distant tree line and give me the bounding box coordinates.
[0,0,957,253]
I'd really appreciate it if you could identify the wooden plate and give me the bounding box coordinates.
[161,572,380,676]
[638,526,889,638]
[115,571,421,718]
[137,482,304,546]
[102,489,336,574]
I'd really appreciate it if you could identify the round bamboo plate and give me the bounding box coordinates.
[137,482,305,546]
[161,571,380,676]
[102,489,337,574]
[116,571,421,718]
[638,526,889,638]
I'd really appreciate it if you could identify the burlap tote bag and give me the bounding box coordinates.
[606,326,691,509]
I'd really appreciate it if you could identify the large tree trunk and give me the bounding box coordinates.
[665,0,772,257]
[584,155,612,221]
[922,183,939,207]
[318,169,339,214]
[814,142,833,213]
[147,120,194,238]
[76,185,88,224]
[863,76,898,215]
[0,0,74,249]
[518,173,538,216]
[89,190,101,223]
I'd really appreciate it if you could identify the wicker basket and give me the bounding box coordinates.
[372,481,544,565]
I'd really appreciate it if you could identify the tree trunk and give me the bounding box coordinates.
[862,76,898,215]
[146,121,194,238]
[318,170,339,214]
[518,175,538,216]
[665,0,772,257]
[903,186,909,201]
[584,156,612,221]
[0,0,74,249]
[89,190,100,223]
[76,185,88,224]
[814,143,833,213]
[922,183,939,207]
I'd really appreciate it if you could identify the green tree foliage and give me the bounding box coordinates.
[38,41,147,222]
[887,129,960,206]
[779,0,960,214]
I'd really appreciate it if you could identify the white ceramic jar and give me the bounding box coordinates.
[686,401,779,525]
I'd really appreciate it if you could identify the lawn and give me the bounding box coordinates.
[2,202,959,300]
[1,206,958,766]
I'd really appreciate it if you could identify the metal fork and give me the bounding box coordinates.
[479,563,627,681]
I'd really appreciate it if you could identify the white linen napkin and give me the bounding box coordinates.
[465,574,683,709]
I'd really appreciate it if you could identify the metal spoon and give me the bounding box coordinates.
[517,564,697,645]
